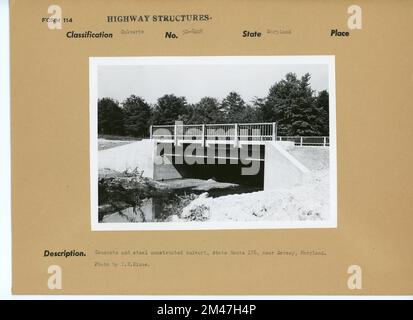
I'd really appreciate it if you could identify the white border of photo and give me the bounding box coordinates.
[90,56,337,231]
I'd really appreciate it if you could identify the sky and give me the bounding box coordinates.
[98,64,329,104]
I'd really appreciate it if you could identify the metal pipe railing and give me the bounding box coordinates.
[151,122,329,147]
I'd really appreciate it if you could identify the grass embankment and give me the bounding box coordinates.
[98,134,143,141]
[98,135,142,151]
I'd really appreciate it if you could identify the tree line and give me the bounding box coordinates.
[98,72,329,138]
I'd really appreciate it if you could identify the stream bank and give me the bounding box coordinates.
[98,168,261,223]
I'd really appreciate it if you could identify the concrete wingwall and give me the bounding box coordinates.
[153,155,182,180]
[264,141,310,190]
[98,139,155,178]
[98,139,183,180]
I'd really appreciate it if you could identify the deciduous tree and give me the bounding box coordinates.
[122,95,151,137]
[98,98,124,135]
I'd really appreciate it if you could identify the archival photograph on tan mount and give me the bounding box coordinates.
[90,56,337,230]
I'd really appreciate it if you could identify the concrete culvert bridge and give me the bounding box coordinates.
[99,122,329,191]
[98,122,330,223]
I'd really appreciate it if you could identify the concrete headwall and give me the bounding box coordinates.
[98,139,154,178]
[264,141,310,190]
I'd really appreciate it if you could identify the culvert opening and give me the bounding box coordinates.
[159,143,265,190]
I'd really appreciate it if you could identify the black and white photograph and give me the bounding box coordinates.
[89,56,336,230]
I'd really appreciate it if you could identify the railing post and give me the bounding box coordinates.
[174,124,177,145]
[234,123,238,147]
[202,124,205,147]
[300,137,303,146]
[323,136,326,147]
[149,125,153,139]
[272,122,276,141]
